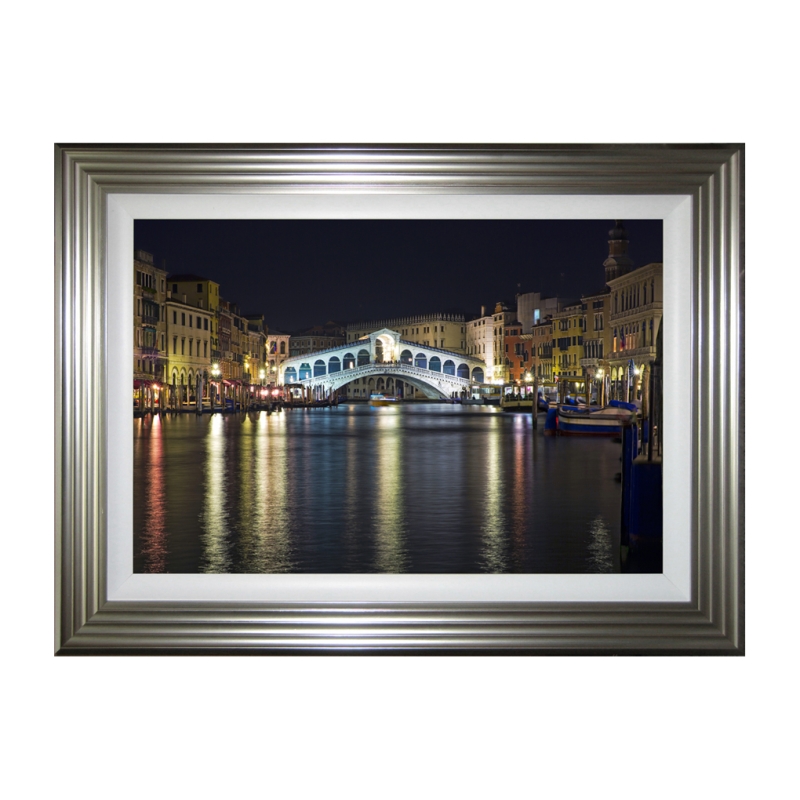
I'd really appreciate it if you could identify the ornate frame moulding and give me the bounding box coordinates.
[55,144,744,654]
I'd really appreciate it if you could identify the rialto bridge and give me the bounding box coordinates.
[278,328,487,399]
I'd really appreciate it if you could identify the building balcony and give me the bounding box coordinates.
[140,346,160,357]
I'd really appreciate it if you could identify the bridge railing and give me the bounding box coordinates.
[292,361,473,386]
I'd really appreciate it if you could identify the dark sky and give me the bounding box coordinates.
[134,219,663,333]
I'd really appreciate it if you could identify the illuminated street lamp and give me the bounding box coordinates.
[259,368,265,386]
[211,362,220,379]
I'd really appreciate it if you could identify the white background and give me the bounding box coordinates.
[2,2,791,798]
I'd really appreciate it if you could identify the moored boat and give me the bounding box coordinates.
[556,401,637,435]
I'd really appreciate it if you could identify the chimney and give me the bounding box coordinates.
[481,305,485,317]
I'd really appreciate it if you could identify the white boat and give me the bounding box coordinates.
[369,393,399,407]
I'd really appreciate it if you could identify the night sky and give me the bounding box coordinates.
[134,219,663,333]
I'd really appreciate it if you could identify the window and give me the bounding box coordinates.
[173,311,177,324]
[204,318,208,330]
[189,315,192,328]
[173,336,177,354]
[172,284,178,293]
[204,341,208,357]
[181,338,185,355]
[189,340,193,356]
[197,283,202,293]
[181,313,186,326]
[197,316,201,328]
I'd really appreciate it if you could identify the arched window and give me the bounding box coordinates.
[457,363,469,379]
[400,349,413,364]
[299,363,311,380]
[279,341,286,354]
[443,359,455,375]
[314,359,326,377]
[343,352,355,369]
[472,367,484,382]
[357,349,370,366]
[429,356,441,372]
[414,353,427,370]
[284,366,297,383]
[328,356,341,373]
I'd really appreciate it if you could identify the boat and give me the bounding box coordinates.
[369,393,399,407]
[501,392,550,413]
[556,400,637,435]
[501,396,534,412]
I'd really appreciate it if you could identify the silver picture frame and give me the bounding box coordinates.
[55,144,743,654]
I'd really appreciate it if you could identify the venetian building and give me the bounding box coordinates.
[241,315,267,386]
[551,302,585,379]
[491,302,516,383]
[133,250,167,388]
[347,314,465,353]
[291,321,347,357]
[165,295,213,405]
[465,306,494,377]
[264,328,291,384]
[503,319,530,385]
[607,262,663,401]
[526,316,554,384]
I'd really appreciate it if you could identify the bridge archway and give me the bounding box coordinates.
[414,352,427,369]
[343,352,355,369]
[299,363,311,380]
[429,356,441,372]
[328,356,341,373]
[357,349,370,366]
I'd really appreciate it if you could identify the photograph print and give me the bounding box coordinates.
[132,218,663,575]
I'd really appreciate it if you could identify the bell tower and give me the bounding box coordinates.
[603,220,634,284]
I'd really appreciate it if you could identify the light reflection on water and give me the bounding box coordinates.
[133,405,623,574]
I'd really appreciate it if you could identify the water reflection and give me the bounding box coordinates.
[373,411,408,572]
[139,415,167,572]
[480,414,508,572]
[133,406,627,574]
[200,414,233,572]
[587,515,614,572]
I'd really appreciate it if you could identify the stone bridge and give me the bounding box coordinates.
[279,328,487,399]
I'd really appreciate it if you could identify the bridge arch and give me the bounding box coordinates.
[471,366,484,382]
[299,363,311,380]
[357,349,370,366]
[343,352,355,369]
[414,352,427,369]
[328,355,341,373]
[429,356,441,372]
[284,366,297,382]
[457,363,469,379]
[314,359,326,377]
[443,359,455,376]
[400,348,413,365]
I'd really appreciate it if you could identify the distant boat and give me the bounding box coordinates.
[556,401,637,435]
[369,393,399,407]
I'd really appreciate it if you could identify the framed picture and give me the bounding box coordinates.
[55,144,743,654]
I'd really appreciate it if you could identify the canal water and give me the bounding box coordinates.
[133,404,623,574]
